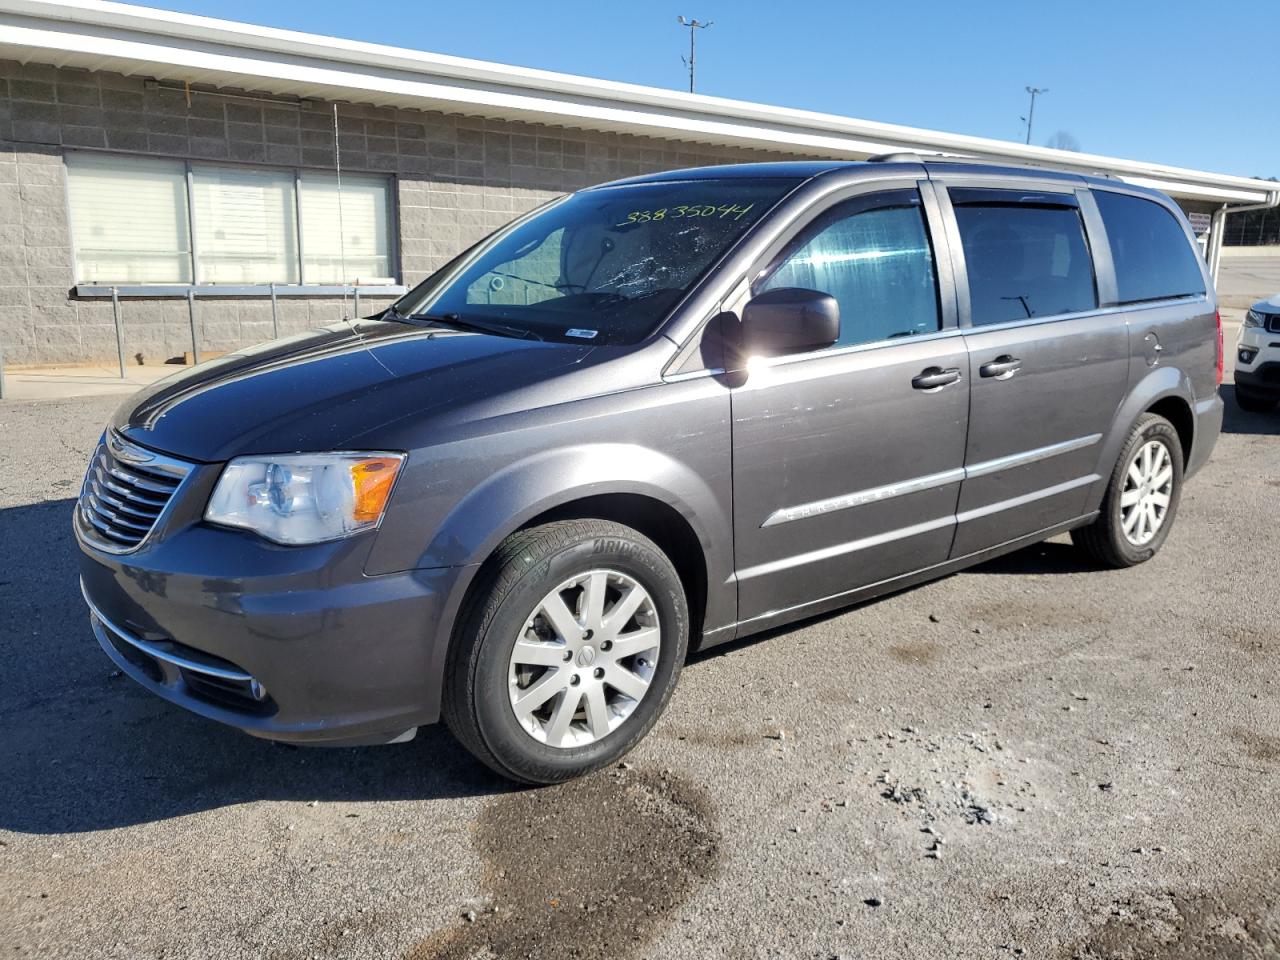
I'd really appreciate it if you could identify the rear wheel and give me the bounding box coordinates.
[1071,413,1183,568]
[444,519,688,784]
[1235,385,1278,413]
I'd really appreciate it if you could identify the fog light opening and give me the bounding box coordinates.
[1239,348,1258,365]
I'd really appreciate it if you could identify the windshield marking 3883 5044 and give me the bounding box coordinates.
[390,179,796,346]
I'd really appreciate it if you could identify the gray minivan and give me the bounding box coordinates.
[77,158,1223,783]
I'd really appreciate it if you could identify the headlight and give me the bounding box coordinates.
[1244,309,1265,328]
[206,452,405,545]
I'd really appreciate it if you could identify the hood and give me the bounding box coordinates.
[112,320,595,462]
[1255,294,1280,313]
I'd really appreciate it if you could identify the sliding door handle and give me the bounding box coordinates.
[979,355,1021,379]
[912,366,962,390]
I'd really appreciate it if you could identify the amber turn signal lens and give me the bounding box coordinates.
[349,456,404,524]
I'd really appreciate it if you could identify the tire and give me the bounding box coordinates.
[444,519,688,784]
[1235,386,1278,414]
[1071,413,1184,569]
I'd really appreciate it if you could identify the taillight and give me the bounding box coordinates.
[1215,310,1224,386]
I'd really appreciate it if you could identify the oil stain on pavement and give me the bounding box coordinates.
[409,767,719,960]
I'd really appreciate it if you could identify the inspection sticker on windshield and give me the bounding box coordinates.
[565,328,599,339]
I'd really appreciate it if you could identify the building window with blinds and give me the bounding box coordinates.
[66,153,194,284]
[65,152,396,288]
[299,171,394,284]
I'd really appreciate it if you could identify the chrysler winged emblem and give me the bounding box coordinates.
[108,433,156,465]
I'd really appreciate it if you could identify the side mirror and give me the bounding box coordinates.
[738,287,840,359]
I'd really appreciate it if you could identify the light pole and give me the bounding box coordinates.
[1022,86,1048,145]
[677,16,712,93]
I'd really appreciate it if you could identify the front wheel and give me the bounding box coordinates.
[1071,413,1184,568]
[444,519,688,784]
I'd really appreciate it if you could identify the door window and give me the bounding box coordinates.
[757,190,941,348]
[952,192,1097,326]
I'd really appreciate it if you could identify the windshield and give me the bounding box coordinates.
[394,178,797,345]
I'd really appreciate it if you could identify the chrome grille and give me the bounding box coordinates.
[1266,313,1280,334]
[78,433,192,552]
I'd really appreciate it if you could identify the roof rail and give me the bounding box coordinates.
[867,150,1120,180]
[867,150,972,163]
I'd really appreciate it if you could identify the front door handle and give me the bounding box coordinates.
[979,355,1022,379]
[912,366,962,390]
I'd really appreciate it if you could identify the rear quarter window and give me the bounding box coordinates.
[1093,190,1207,304]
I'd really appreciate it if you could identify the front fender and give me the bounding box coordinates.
[393,441,733,726]
[1084,365,1196,512]
[421,442,729,572]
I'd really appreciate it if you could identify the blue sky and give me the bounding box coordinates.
[155,0,1276,179]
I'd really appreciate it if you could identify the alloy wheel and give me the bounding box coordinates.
[1120,439,1174,546]
[507,570,661,748]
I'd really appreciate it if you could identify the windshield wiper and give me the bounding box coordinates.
[399,310,543,342]
[486,269,572,292]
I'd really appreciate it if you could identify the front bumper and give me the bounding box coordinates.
[78,522,467,746]
[1235,326,1280,397]
[1235,362,1280,399]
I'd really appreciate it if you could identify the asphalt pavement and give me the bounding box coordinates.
[2,384,1279,959]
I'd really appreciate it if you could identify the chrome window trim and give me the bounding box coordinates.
[762,434,1102,527]
[81,578,254,683]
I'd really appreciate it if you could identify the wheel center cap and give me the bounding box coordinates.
[576,645,597,668]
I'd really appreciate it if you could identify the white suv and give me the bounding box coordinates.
[1236,296,1280,412]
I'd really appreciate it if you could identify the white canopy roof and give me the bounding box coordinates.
[1,0,1275,205]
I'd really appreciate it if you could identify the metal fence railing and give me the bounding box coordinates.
[0,284,402,399]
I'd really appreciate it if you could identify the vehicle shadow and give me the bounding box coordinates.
[1220,383,1280,436]
[0,498,509,837]
[964,538,1097,575]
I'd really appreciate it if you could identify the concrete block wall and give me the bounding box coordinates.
[0,59,781,366]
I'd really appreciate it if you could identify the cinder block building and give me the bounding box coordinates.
[0,0,1275,366]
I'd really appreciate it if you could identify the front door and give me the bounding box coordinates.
[941,185,1130,557]
[730,187,969,626]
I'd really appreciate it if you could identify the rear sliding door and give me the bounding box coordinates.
[938,183,1130,557]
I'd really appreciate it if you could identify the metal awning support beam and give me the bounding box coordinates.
[1206,191,1280,286]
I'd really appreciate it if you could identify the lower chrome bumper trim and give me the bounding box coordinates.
[79,577,253,683]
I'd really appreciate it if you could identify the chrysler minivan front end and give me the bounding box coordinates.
[76,428,462,745]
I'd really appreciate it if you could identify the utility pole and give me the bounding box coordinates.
[677,16,712,93]
[1021,86,1048,144]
